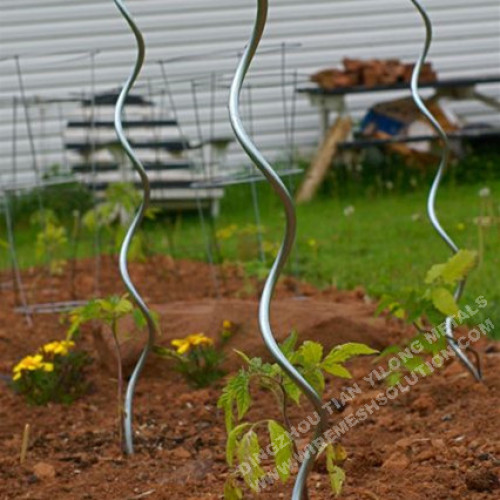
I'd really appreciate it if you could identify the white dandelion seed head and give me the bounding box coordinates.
[479,187,491,198]
[343,205,355,217]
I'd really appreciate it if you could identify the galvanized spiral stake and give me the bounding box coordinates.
[409,0,481,381]
[229,1,328,498]
[113,0,158,454]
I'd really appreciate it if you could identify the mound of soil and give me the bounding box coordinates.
[0,257,498,499]
[95,296,392,376]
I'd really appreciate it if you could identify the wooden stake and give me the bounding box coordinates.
[296,116,351,203]
[20,423,30,465]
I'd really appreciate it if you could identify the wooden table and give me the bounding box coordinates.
[298,75,500,141]
[294,75,500,203]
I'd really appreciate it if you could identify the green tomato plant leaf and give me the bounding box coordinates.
[323,343,378,365]
[331,442,347,463]
[224,478,243,500]
[425,249,477,286]
[268,419,293,483]
[282,375,302,404]
[237,430,265,491]
[321,361,352,379]
[226,422,251,466]
[385,371,402,387]
[375,345,402,361]
[280,331,299,358]
[325,444,346,496]
[303,367,325,395]
[298,340,323,367]
[431,287,459,316]
[217,370,251,432]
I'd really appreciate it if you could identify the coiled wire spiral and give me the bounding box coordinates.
[113,0,158,454]
[409,0,481,381]
[228,1,328,498]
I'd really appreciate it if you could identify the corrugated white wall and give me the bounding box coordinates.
[1,0,499,184]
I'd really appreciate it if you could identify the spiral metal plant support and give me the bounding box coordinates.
[229,1,328,498]
[409,0,481,381]
[113,0,158,454]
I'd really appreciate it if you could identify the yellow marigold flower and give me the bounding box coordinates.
[42,340,75,356]
[172,338,190,354]
[188,333,213,346]
[222,320,232,330]
[216,224,238,240]
[12,354,44,380]
[12,355,55,382]
[171,339,190,354]
[41,362,54,373]
[171,333,213,354]
[262,240,279,255]
[241,224,260,236]
[13,354,43,372]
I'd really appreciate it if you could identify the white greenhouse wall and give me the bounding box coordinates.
[0,0,499,184]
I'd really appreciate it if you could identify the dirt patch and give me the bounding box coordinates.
[96,296,392,376]
[0,257,499,499]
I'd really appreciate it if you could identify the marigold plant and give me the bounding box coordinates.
[155,332,225,388]
[221,320,234,341]
[11,340,91,406]
[154,320,235,388]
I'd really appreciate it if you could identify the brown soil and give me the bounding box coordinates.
[0,256,499,500]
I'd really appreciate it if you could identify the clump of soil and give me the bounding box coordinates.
[466,469,500,492]
[0,257,499,499]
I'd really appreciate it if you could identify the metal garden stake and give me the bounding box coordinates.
[112,0,158,454]
[228,1,328,498]
[409,0,481,381]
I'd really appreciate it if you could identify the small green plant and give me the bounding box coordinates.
[0,238,9,265]
[66,294,148,448]
[378,249,478,326]
[32,209,68,275]
[299,237,325,282]
[83,183,157,260]
[242,259,269,281]
[218,332,377,498]
[476,186,497,265]
[376,249,478,384]
[216,223,270,264]
[216,223,240,241]
[11,340,91,406]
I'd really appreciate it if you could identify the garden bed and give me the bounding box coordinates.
[0,257,499,499]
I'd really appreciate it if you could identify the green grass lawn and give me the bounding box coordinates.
[1,173,499,338]
[210,179,500,333]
